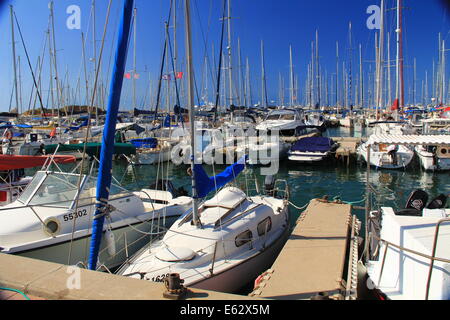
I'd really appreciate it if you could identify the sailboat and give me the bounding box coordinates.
[116,0,290,293]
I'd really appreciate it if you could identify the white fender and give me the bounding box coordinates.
[105,228,116,257]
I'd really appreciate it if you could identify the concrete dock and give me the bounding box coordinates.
[250,199,360,300]
[331,137,362,166]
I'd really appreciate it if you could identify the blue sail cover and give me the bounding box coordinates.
[291,137,334,153]
[194,155,247,198]
[130,138,158,149]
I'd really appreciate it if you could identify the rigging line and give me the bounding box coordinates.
[13,12,46,116]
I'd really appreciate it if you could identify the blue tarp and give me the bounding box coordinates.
[194,155,247,199]
[130,137,158,149]
[291,137,335,153]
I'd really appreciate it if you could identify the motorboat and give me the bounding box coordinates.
[365,190,449,300]
[415,144,450,171]
[288,137,338,163]
[256,108,307,137]
[0,155,76,206]
[127,138,172,165]
[0,165,192,270]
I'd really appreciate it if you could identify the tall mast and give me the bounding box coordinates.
[336,41,339,108]
[10,5,19,114]
[227,0,233,107]
[316,30,320,108]
[261,40,267,108]
[49,1,62,120]
[348,22,353,108]
[441,40,446,105]
[289,45,294,107]
[246,57,252,107]
[376,0,384,113]
[133,7,137,110]
[387,32,392,107]
[359,43,363,109]
[184,0,200,226]
[413,58,417,106]
[237,37,243,106]
[396,0,405,113]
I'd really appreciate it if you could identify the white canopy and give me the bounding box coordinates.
[367,134,450,146]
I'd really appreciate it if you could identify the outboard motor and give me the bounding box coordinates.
[264,175,276,197]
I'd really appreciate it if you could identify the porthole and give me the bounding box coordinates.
[257,217,272,237]
[442,149,448,155]
[235,230,253,248]
[44,218,60,236]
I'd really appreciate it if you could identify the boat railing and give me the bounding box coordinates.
[273,179,290,200]
[372,217,450,300]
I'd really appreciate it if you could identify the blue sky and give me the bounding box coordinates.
[0,0,448,112]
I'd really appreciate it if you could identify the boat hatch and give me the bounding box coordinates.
[156,247,197,262]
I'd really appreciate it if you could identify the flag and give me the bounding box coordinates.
[391,99,399,111]
[176,72,184,79]
[162,74,171,80]
[124,73,131,79]
[134,73,140,79]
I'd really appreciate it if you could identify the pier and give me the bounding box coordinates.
[332,137,362,166]
[250,199,361,300]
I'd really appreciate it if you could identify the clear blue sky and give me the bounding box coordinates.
[0,0,448,112]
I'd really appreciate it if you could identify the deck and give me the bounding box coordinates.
[250,199,357,300]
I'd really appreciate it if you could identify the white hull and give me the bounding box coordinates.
[17,215,179,270]
[415,146,450,171]
[288,151,330,163]
[130,149,172,165]
[358,144,414,169]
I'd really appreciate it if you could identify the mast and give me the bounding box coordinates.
[387,32,392,107]
[396,0,405,113]
[289,45,294,107]
[359,43,363,109]
[10,5,19,114]
[261,40,267,108]
[237,37,243,106]
[227,0,233,107]
[133,7,137,110]
[184,0,200,226]
[316,30,320,108]
[336,41,339,108]
[88,0,134,271]
[49,1,63,120]
[376,0,384,113]
[246,57,252,107]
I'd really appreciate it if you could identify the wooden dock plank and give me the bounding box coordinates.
[252,199,352,300]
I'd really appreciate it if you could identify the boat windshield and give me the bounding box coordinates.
[266,113,296,121]
[18,172,82,208]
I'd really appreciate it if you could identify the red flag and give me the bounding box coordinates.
[124,73,131,79]
[176,72,184,79]
[391,99,399,111]
[134,73,140,79]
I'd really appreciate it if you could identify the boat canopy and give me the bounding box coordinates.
[291,137,335,153]
[367,135,450,146]
[44,143,136,157]
[0,155,76,171]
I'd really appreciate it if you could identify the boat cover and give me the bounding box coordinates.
[130,138,158,149]
[44,143,136,157]
[0,155,76,170]
[291,137,335,153]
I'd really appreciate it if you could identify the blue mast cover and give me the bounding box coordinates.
[88,0,134,270]
[193,155,247,198]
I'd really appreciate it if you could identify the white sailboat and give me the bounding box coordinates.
[116,0,290,294]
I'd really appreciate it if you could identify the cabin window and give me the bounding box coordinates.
[235,230,253,248]
[257,217,272,237]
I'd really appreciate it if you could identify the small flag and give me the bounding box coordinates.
[176,72,184,79]
[134,73,140,79]
[162,74,171,80]
[124,73,131,79]
[391,99,399,111]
